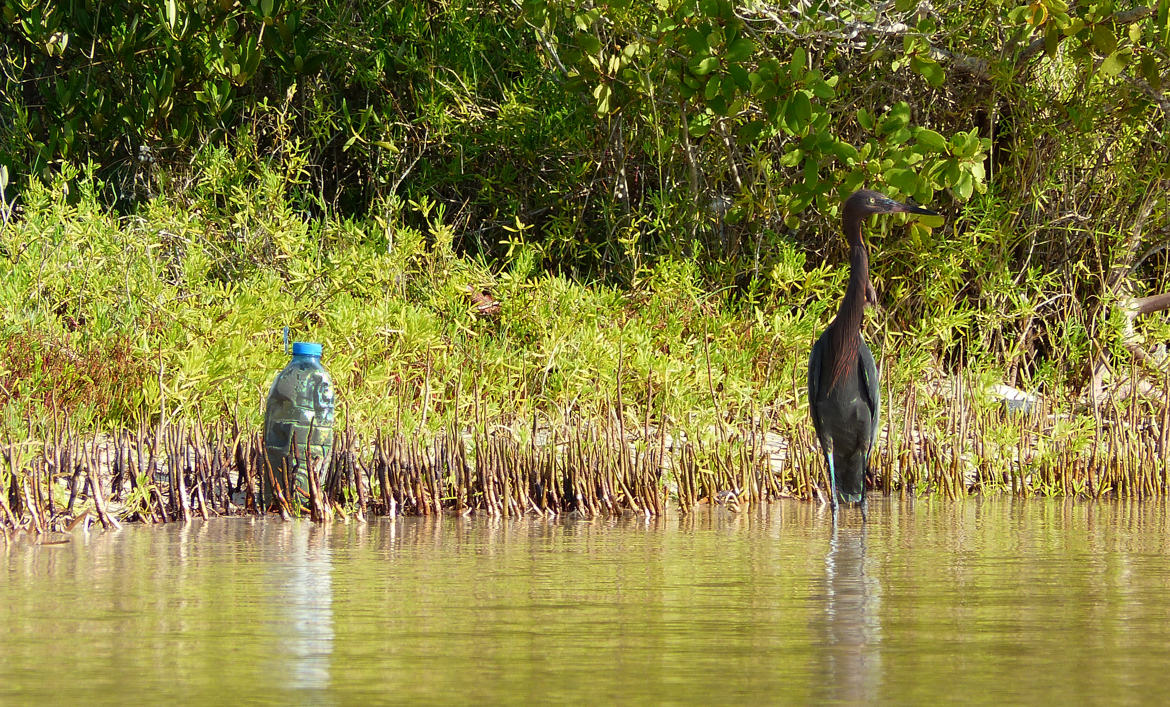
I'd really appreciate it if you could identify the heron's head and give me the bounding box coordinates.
[846,189,937,217]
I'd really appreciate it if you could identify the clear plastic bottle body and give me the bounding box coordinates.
[262,349,336,507]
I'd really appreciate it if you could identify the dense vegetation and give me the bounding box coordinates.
[1,0,1168,442]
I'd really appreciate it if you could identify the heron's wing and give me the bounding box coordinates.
[859,338,880,454]
[807,334,826,436]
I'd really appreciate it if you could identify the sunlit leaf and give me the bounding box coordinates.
[915,129,948,152]
[955,169,974,199]
[592,83,613,114]
[688,111,712,137]
[689,55,719,76]
[884,167,919,195]
[832,140,858,163]
[910,55,945,87]
[1099,50,1129,77]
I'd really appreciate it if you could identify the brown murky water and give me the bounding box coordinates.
[3,498,1170,703]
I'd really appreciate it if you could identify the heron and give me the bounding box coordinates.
[807,189,938,521]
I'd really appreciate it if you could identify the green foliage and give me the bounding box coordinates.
[1,0,1169,425]
[0,0,578,222]
[1,0,323,175]
[0,149,814,436]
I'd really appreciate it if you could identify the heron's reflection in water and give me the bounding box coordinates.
[821,523,882,702]
[266,522,335,692]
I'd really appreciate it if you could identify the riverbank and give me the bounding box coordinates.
[3,168,1169,532]
[3,364,1166,534]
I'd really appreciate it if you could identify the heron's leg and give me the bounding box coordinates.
[860,494,868,522]
[825,442,838,521]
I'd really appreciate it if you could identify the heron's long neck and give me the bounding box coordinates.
[826,213,869,392]
[834,214,869,334]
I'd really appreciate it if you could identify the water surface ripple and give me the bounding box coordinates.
[3,498,1169,704]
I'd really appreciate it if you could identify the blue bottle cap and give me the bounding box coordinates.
[291,341,323,357]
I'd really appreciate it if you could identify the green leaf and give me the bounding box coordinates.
[704,75,721,101]
[915,129,948,152]
[942,159,961,187]
[879,102,911,135]
[918,213,945,229]
[726,38,754,63]
[802,155,819,186]
[779,148,803,167]
[579,33,601,56]
[832,140,859,163]
[756,80,777,103]
[688,112,712,138]
[763,96,780,121]
[1091,24,1117,55]
[814,129,836,152]
[916,184,936,207]
[592,83,612,115]
[690,55,719,76]
[790,47,807,76]
[842,169,867,194]
[1141,55,1162,90]
[739,120,766,144]
[857,108,873,131]
[728,64,750,90]
[969,160,986,183]
[721,75,737,103]
[885,168,919,195]
[887,128,912,145]
[812,110,831,132]
[757,58,779,81]
[1044,24,1061,58]
[785,91,812,132]
[955,170,974,199]
[810,79,835,100]
[684,29,708,54]
[950,131,980,158]
[909,55,945,87]
[1099,50,1129,78]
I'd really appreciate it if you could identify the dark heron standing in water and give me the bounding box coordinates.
[808,189,937,521]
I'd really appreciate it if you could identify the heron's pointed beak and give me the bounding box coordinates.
[894,200,938,216]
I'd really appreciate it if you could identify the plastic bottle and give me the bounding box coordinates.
[262,341,336,508]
